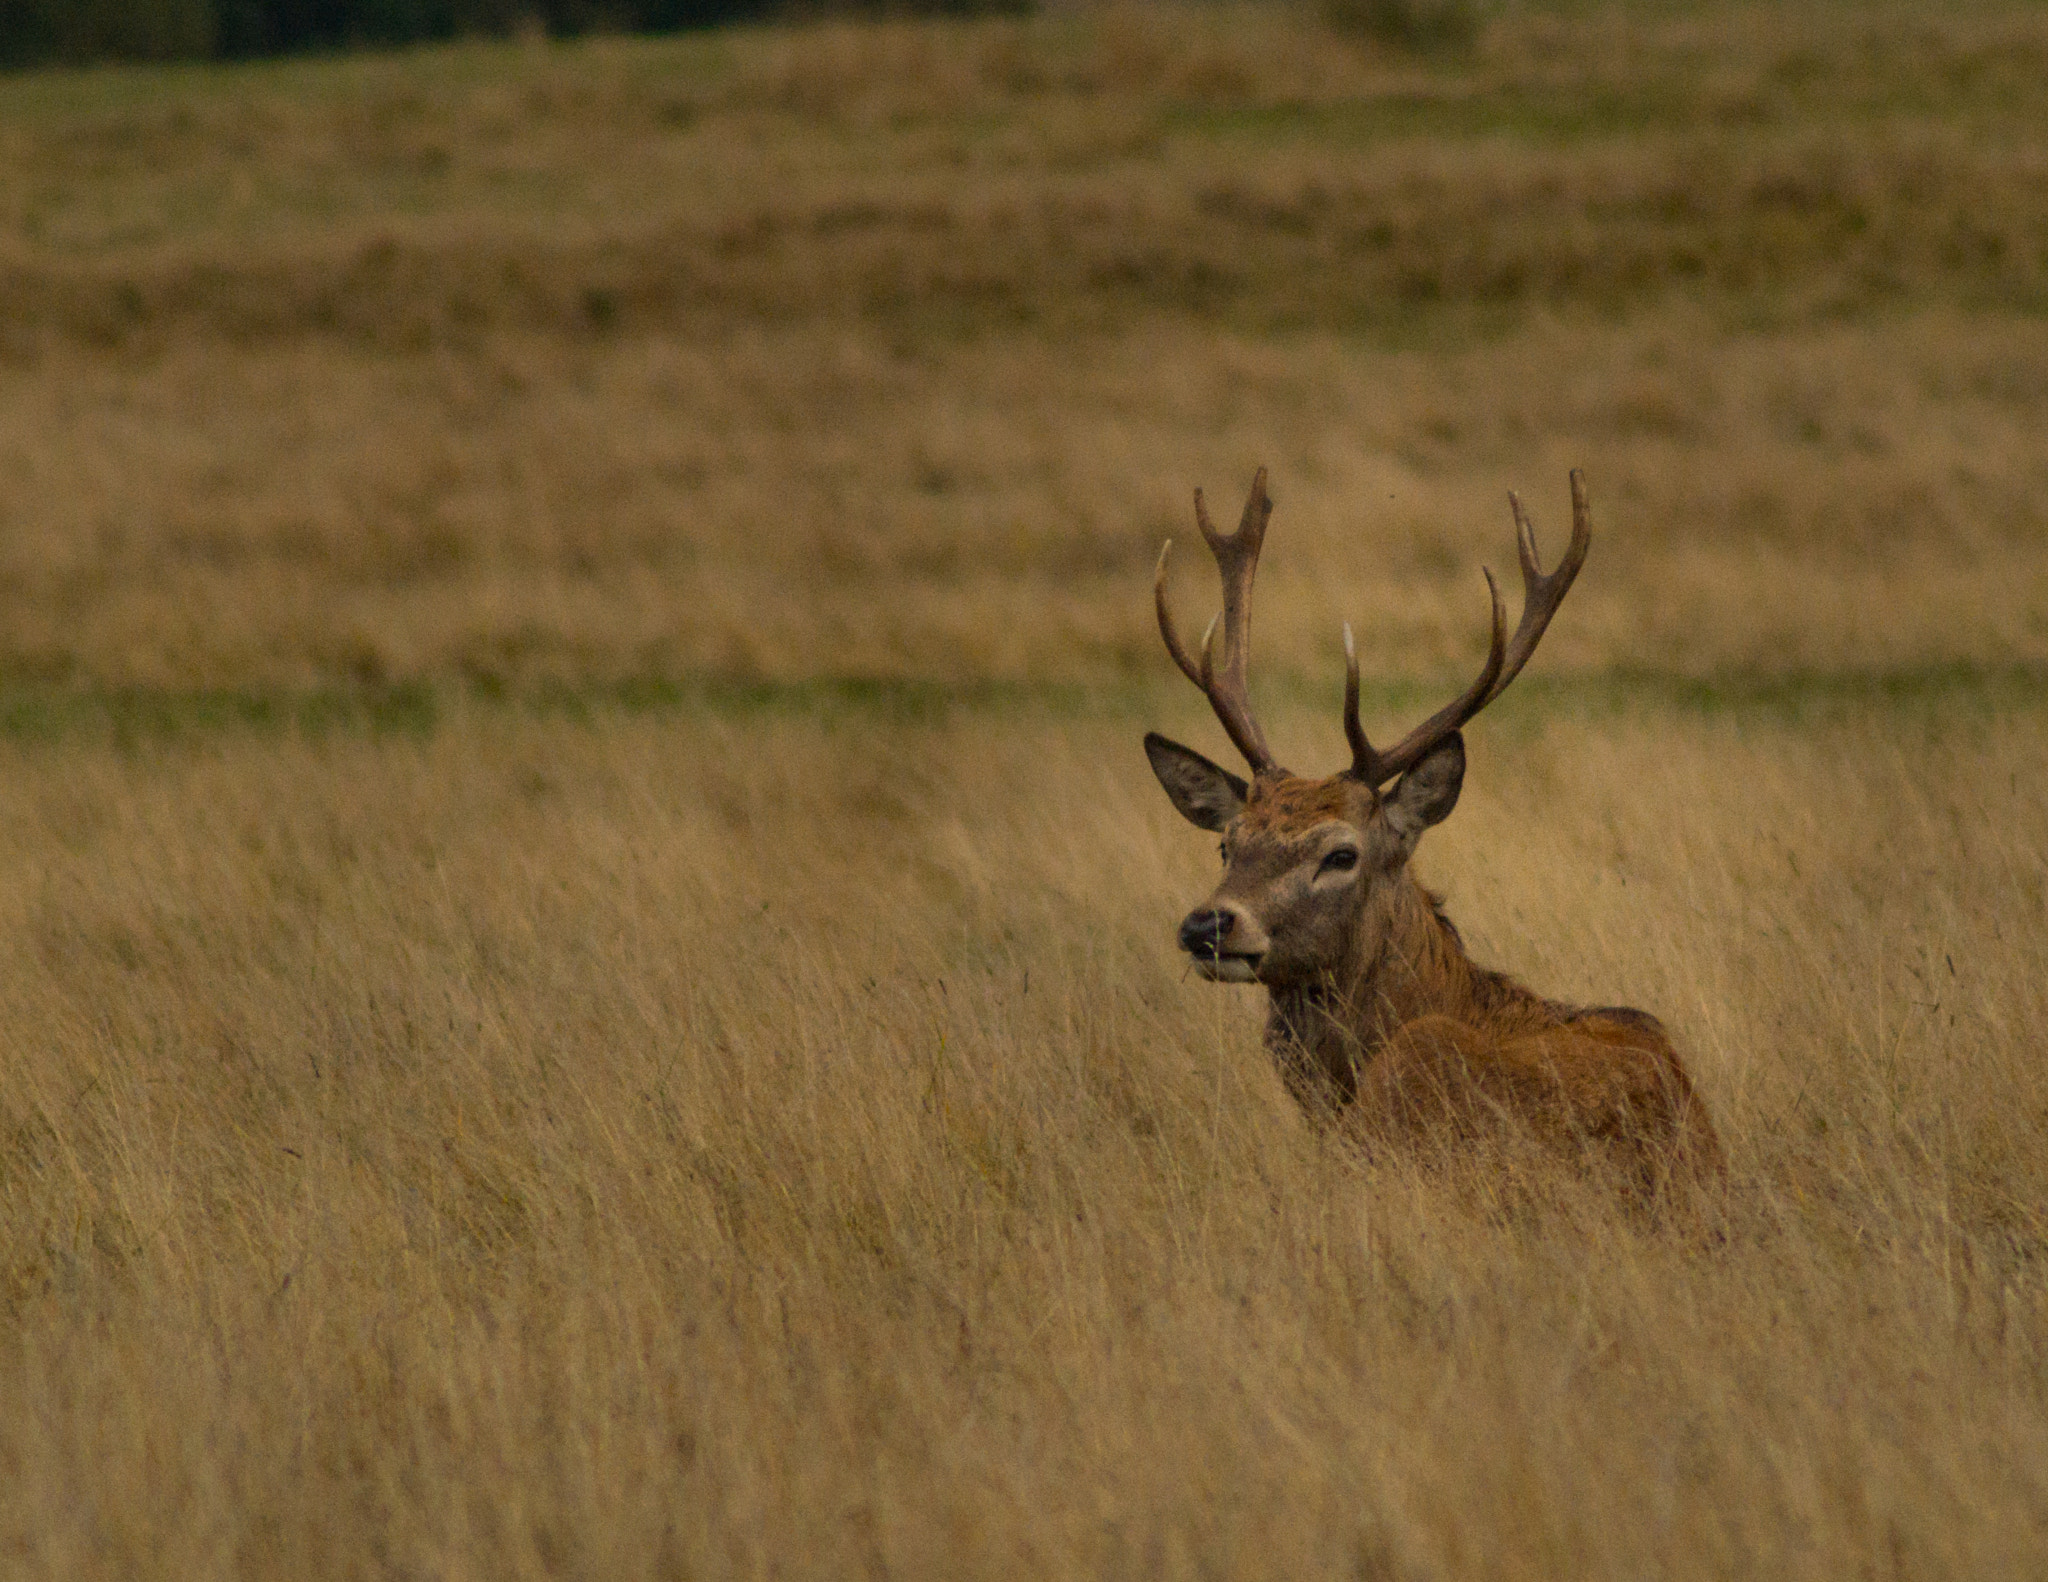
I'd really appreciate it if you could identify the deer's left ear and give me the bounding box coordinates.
[1382,733,1465,854]
[1144,733,1249,832]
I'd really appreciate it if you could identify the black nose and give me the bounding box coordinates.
[1179,908,1231,958]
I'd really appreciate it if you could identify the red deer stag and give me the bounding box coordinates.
[1146,468,1720,1188]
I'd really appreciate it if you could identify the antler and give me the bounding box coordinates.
[1155,468,1283,776]
[1344,469,1593,786]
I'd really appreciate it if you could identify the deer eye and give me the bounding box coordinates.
[1318,847,1359,875]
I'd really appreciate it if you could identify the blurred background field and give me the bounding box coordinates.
[4,3,2048,1578]
[3,0,2048,694]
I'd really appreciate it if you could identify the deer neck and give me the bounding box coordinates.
[1265,870,1512,1105]
[1354,869,1495,1039]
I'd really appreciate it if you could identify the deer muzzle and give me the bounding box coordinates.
[1178,906,1265,983]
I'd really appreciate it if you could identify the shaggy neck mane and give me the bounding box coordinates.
[1266,868,1560,1110]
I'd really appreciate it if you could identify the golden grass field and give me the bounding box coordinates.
[3,2,2048,1576]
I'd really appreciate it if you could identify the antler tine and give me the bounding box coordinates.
[1350,571,1505,785]
[1153,541,1205,689]
[1483,467,1593,710]
[1346,470,1592,786]
[1342,622,1371,770]
[1153,469,1281,776]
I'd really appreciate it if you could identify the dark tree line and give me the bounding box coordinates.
[208,0,764,55]
[1,0,1016,68]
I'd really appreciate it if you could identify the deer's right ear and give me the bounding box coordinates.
[1144,733,1249,832]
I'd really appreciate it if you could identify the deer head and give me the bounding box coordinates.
[1146,468,1590,986]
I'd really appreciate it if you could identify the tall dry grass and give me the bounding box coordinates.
[2,702,2046,1577]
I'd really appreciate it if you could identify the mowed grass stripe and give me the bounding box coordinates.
[0,660,2039,746]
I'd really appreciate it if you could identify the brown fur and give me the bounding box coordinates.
[1237,775,1353,831]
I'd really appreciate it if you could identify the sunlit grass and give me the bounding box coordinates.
[3,703,2046,1576]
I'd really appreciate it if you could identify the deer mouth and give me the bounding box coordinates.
[1179,908,1265,982]
[1191,953,1262,984]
